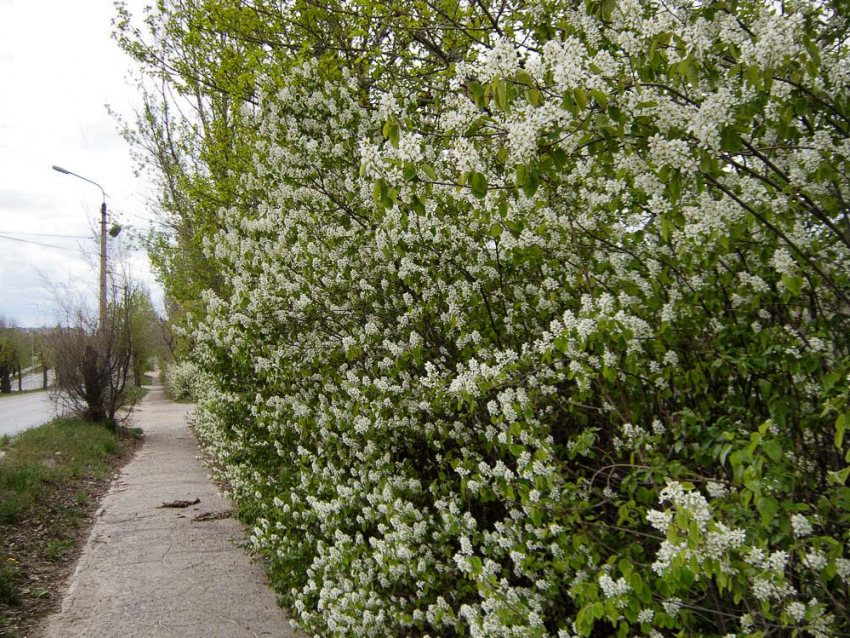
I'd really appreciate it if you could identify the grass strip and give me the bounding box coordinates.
[0,418,142,636]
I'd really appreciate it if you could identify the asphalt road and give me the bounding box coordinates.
[0,391,58,438]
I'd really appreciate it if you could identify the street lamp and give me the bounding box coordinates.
[51,165,120,330]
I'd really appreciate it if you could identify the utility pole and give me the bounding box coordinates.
[100,200,107,329]
[52,165,114,330]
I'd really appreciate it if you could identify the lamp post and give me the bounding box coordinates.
[52,165,110,330]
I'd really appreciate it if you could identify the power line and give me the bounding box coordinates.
[0,234,82,252]
[0,231,91,239]
[110,203,162,227]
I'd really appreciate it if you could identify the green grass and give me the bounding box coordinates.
[44,539,74,561]
[0,418,121,525]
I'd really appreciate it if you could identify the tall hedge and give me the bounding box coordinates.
[171,0,850,635]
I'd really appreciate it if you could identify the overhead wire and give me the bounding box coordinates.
[0,231,91,239]
[0,234,83,252]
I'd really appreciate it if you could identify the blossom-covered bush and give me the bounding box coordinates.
[162,360,200,400]
[185,0,849,636]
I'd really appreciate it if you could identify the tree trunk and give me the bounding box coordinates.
[82,345,106,422]
[40,350,48,389]
[16,363,22,391]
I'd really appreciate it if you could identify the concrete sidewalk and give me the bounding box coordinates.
[41,378,296,638]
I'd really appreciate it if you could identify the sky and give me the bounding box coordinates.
[0,0,164,327]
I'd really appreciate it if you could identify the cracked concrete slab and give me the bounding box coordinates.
[41,376,297,638]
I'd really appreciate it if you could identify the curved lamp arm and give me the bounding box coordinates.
[52,165,106,202]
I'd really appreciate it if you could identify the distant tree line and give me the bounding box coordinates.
[0,320,50,394]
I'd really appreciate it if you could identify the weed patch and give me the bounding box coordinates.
[0,562,20,606]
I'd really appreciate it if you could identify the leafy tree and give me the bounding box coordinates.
[0,335,18,394]
[0,319,27,394]
[125,284,167,386]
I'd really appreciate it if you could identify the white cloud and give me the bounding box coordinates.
[0,0,162,327]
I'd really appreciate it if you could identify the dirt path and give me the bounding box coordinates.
[39,376,296,638]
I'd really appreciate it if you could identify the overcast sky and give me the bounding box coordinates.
[0,0,163,327]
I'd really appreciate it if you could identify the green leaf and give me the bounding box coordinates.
[781,274,803,296]
[530,505,543,526]
[562,91,576,115]
[576,607,594,637]
[763,440,783,462]
[382,119,400,148]
[746,64,760,87]
[471,172,488,198]
[829,467,850,486]
[523,170,540,198]
[553,148,567,169]
[515,69,535,88]
[668,171,681,201]
[823,372,842,392]
[720,127,743,153]
[422,164,437,181]
[591,89,608,108]
[403,163,417,182]
[573,88,588,111]
[757,495,779,525]
[489,223,503,238]
[411,195,426,215]
[836,412,846,449]
[495,80,508,111]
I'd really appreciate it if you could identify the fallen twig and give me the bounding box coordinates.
[192,510,232,522]
[159,498,200,508]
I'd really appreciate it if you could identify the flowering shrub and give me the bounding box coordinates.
[162,360,200,401]
[182,0,850,636]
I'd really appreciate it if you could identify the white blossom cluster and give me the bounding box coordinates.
[163,359,202,400]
